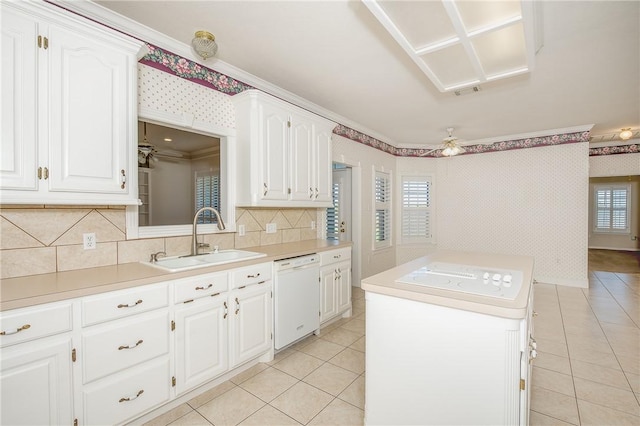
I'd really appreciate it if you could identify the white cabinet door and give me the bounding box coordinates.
[319,266,338,323]
[0,1,141,204]
[174,296,228,394]
[336,261,352,314]
[314,126,333,203]
[260,101,289,201]
[0,7,39,191]
[289,113,314,201]
[0,336,74,426]
[230,284,272,367]
[47,23,131,195]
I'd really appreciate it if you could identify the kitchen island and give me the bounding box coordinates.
[361,250,535,426]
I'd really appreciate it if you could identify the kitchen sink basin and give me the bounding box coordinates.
[142,250,266,272]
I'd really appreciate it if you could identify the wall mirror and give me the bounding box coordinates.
[126,109,236,239]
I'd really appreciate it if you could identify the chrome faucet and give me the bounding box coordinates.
[191,207,226,256]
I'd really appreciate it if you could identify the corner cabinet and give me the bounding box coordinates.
[0,1,144,205]
[232,90,336,207]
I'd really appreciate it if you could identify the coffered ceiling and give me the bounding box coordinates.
[86,0,639,148]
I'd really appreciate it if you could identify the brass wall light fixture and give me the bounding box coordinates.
[192,31,218,60]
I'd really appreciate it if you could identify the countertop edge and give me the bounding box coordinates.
[1,240,353,311]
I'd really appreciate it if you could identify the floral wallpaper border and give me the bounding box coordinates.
[140,43,254,95]
[140,44,636,158]
[589,144,639,156]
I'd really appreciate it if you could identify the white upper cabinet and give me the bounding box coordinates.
[0,1,144,204]
[232,90,336,207]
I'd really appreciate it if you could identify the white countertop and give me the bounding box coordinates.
[0,240,352,311]
[361,250,534,319]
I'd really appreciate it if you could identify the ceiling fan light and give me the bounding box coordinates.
[192,30,218,60]
[619,128,633,140]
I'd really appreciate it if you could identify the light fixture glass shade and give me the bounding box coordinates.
[619,128,633,140]
[441,140,464,157]
[192,31,218,60]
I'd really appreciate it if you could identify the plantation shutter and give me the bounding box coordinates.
[374,171,391,248]
[595,185,629,232]
[327,181,341,241]
[402,177,432,243]
[195,172,220,224]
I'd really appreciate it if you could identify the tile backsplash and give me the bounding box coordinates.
[0,205,321,279]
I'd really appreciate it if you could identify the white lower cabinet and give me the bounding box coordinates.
[230,284,272,367]
[174,294,228,394]
[79,283,171,425]
[229,262,273,367]
[0,300,74,426]
[319,248,352,323]
[0,260,282,424]
[0,335,74,426]
[82,357,171,426]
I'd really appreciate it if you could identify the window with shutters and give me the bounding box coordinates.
[401,176,433,243]
[594,185,630,233]
[195,171,221,224]
[374,170,391,249]
[327,181,341,241]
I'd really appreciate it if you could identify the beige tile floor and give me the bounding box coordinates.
[145,271,639,426]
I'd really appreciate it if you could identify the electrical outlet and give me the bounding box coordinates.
[266,223,277,233]
[238,224,246,236]
[83,233,96,250]
[310,220,316,230]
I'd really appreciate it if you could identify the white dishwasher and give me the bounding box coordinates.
[274,254,320,350]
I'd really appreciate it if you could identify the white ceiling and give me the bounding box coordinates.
[93,0,639,148]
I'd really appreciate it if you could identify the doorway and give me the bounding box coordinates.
[327,162,362,288]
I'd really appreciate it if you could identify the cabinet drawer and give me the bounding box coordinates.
[231,262,272,289]
[320,248,351,266]
[82,283,169,326]
[0,301,73,348]
[82,310,170,384]
[174,272,228,303]
[83,357,171,426]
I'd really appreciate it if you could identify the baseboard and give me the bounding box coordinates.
[534,276,589,288]
[588,246,640,252]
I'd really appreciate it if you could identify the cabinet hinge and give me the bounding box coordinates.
[72,348,77,362]
[172,376,176,387]
[74,419,78,426]
[271,333,273,340]
[171,320,175,331]
[287,187,291,194]
[520,379,525,390]
[287,120,291,128]
[270,291,273,299]
[37,35,49,49]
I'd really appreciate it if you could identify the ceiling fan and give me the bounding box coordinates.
[138,123,184,165]
[422,127,466,157]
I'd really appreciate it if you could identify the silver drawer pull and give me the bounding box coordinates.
[258,280,266,285]
[117,299,142,308]
[333,255,341,259]
[247,273,260,278]
[118,339,143,350]
[195,284,213,290]
[0,324,31,336]
[119,389,144,403]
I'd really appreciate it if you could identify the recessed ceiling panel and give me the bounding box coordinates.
[472,23,528,76]
[378,0,456,48]
[456,1,522,33]
[420,44,477,88]
[363,0,535,92]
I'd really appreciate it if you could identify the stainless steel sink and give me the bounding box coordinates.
[142,250,266,272]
